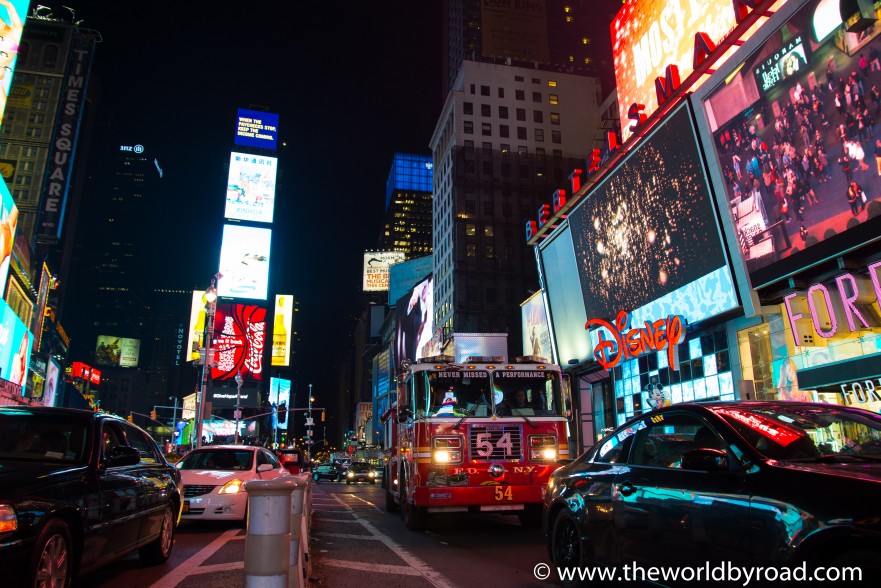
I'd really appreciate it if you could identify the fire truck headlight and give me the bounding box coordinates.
[542,447,557,460]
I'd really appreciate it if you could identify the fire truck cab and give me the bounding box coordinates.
[384,354,571,531]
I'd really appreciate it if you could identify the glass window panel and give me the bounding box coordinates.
[671,383,682,404]
[690,338,702,359]
[694,378,707,400]
[705,375,720,399]
[718,372,734,396]
[682,381,695,402]
[704,354,718,376]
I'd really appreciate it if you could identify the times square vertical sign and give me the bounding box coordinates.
[36,28,97,243]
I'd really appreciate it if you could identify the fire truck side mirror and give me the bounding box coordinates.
[562,374,574,421]
[396,408,413,424]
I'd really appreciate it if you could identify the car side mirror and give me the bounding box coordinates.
[257,464,274,472]
[105,445,140,468]
[681,448,728,471]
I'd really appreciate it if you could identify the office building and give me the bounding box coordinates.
[379,153,434,259]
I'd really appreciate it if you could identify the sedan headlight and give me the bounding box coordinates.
[368,471,376,477]
[347,471,354,478]
[0,505,16,534]
[218,479,246,494]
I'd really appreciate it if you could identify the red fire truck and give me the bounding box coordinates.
[382,354,572,531]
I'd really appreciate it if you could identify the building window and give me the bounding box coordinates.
[515,75,524,82]
[536,147,546,156]
[551,112,561,125]
[553,149,563,158]
[485,245,495,259]
[535,129,545,142]
[467,243,477,257]
[481,85,490,96]
[470,84,475,94]
[464,139,475,149]
[483,201,494,215]
[498,124,509,138]
[464,102,474,115]
[499,106,509,119]
[549,94,559,105]
[517,127,527,140]
[466,223,477,236]
[532,92,542,103]
[533,110,543,124]
[518,145,529,155]
[516,108,526,121]
[481,122,492,136]
[41,44,60,68]
[515,89,525,101]
[464,120,474,134]
[482,160,493,174]
[532,78,541,84]
[501,162,511,176]
[551,131,562,144]
[482,141,492,150]
[500,144,510,155]
[480,103,491,117]
[548,80,557,87]
[498,88,505,98]
[486,287,497,303]
[484,225,494,237]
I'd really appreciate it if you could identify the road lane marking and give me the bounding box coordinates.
[327,494,456,588]
[317,532,381,540]
[321,558,421,576]
[146,528,241,588]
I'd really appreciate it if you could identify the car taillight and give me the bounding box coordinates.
[0,505,16,534]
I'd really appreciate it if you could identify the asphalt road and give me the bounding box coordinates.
[73,479,553,588]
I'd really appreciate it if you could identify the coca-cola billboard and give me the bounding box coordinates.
[211,303,266,381]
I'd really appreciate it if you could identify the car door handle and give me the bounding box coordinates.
[617,482,636,497]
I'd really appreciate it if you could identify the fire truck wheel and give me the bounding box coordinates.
[403,500,427,531]
[385,489,399,513]
[518,505,542,529]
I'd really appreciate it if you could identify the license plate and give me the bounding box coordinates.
[183,500,189,513]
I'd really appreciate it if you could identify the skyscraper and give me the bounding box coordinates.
[379,153,433,258]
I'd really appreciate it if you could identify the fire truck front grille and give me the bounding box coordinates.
[469,425,522,461]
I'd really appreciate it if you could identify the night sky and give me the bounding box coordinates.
[60,1,444,395]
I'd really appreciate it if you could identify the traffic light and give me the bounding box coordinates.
[150,409,158,421]
[127,415,133,423]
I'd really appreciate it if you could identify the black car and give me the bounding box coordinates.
[545,401,881,587]
[0,406,182,587]
[311,462,343,482]
[344,461,377,484]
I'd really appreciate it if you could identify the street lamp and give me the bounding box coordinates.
[195,273,221,449]
[234,371,244,445]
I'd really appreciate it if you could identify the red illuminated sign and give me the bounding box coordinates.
[586,310,685,371]
[211,304,266,381]
[717,408,803,447]
[71,361,101,385]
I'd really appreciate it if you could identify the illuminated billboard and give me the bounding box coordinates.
[269,377,291,430]
[0,299,31,389]
[271,294,293,367]
[394,275,433,371]
[363,251,406,292]
[567,102,739,327]
[95,335,141,368]
[224,151,277,223]
[0,1,30,129]
[234,108,279,151]
[185,290,206,362]
[0,180,18,294]
[611,0,784,142]
[211,303,266,381]
[217,224,271,300]
[44,358,60,407]
[699,0,881,288]
[521,291,552,360]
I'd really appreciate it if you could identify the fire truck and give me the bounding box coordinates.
[382,354,571,531]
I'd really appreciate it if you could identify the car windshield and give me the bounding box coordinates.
[715,404,881,461]
[178,449,254,471]
[0,410,89,463]
[350,463,372,472]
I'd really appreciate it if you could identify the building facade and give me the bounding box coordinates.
[379,152,434,259]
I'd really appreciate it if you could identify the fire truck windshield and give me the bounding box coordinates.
[492,371,564,417]
[419,371,492,417]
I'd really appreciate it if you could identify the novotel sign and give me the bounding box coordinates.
[527,0,775,243]
[586,310,686,371]
[784,261,881,346]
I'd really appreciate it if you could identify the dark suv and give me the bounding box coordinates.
[311,462,343,482]
[0,406,182,587]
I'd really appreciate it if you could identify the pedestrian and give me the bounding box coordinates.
[874,138,881,176]
[860,53,869,79]
[847,180,867,215]
[871,46,881,72]
[799,225,808,243]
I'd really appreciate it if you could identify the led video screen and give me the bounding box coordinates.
[521,291,552,360]
[567,102,739,326]
[225,152,277,224]
[269,377,291,430]
[0,299,31,388]
[234,108,279,151]
[394,275,433,371]
[0,1,30,131]
[0,181,18,294]
[701,0,881,288]
[210,303,266,382]
[95,335,141,368]
[217,224,271,300]
[271,294,293,367]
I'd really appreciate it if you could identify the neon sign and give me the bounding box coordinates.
[586,310,686,371]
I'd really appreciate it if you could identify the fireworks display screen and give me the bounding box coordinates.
[568,102,738,324]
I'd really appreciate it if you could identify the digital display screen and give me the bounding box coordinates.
[224,152,277,223]
[217,224,272,300]
[0,180,18,294]
[701,0,881,288]
[363,251,406,292]
[0,299,31,389]
[95,335,141,368]
[269,377,291,430]
[394,275,434,370]
[0,1,31,131]
[234,108,279,150]
[211,303,266,382]
[568,102,738,325]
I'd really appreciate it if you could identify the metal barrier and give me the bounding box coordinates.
[244,474,312,588]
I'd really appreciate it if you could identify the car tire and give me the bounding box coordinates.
[28,518,73,588]
[139,504,175,565]
[403,499,427,531]
[550,510,589,588]
[385,489,399,513]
